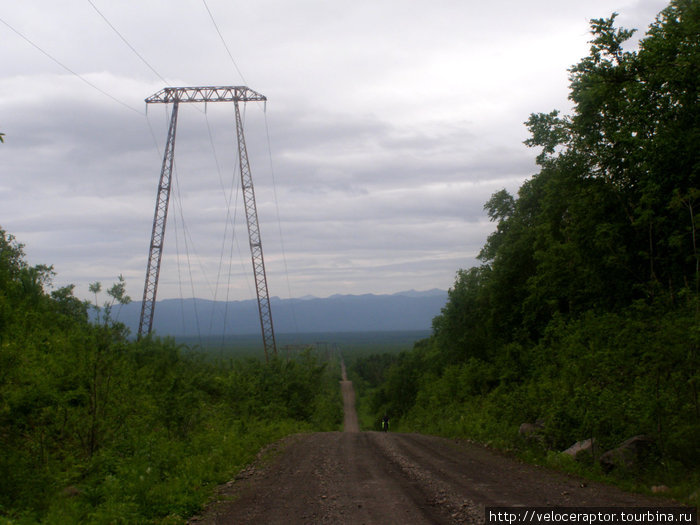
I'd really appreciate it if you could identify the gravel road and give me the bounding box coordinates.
[190,364,683,524]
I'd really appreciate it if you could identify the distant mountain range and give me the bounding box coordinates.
[111,289,448,336]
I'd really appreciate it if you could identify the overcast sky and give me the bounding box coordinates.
[1,0,669,305]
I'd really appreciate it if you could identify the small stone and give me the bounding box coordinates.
[562,438,597,461]
[599,435,656,473]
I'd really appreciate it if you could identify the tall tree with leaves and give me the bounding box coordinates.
[528,1,700,298]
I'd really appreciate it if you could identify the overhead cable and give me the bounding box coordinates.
[87,0,171,86]
[264,111,300,334]
[201,0,248,85]
[0,15,142,114]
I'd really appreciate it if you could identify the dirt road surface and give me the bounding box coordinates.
[191,363,683,524]
[340,359,359,433]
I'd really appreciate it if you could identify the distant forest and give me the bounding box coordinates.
[351,0,699,502]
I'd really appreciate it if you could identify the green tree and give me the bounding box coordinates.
[369,2,700,492]
[89,274,131,325]
[1,226,343,521]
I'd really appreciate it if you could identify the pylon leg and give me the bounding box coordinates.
[138,101,179,338]
[234,100,277,360]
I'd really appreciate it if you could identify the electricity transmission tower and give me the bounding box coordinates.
[138,86,277,360]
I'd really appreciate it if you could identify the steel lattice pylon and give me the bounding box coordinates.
[138,86,277,360]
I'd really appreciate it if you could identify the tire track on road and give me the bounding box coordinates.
[191,359,681,524]
[340,358,359,433]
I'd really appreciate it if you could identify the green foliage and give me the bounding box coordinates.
[344,337,419,430]
[0,227,342,523]
[361,1,699,501]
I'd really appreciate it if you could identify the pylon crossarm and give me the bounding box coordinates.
[146,86,266,104]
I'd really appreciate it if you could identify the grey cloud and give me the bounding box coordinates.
[1,0,670,302]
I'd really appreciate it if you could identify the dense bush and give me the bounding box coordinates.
[354,0,699,500]
[0,229,342,523]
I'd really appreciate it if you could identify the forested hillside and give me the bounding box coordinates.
[0,228,342,523]
[352,0,699,501]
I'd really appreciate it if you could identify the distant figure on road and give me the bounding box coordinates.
[382,414,390,432]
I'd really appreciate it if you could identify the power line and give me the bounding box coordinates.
[264,110,300,334]
[199,1,298,330]
[172,167,203,345]
[205,110,236,336]
[0,15,142,115]
[201,0,248,85]
[87,0,171,86]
